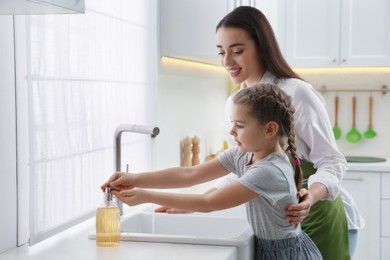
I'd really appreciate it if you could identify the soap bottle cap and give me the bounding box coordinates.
[104,187,113,202]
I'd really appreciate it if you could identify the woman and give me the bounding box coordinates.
[216,6,349,259]
[158,6,354,259]
[102,84,322,259]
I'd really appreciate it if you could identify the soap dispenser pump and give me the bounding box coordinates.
[96,187,120,247]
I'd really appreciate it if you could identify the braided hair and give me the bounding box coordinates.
[232,83,303,190]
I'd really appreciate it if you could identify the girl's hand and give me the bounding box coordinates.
[284,188,312,224]
[112,189,150,206]
[100,172,136,192]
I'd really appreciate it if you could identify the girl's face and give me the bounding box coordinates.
[216,27,264,87]
[229,103,271,154]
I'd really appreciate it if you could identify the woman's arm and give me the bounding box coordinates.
[293,84,347,200]
[283,82,347,223]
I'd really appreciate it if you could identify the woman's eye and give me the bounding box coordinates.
[233,50,243,55]
[217,49,225,56]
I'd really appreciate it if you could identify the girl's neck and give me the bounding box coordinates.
[251,144,284,164]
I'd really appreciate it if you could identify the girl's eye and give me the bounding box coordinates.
[235,123,244,128]
[233,50,243,55]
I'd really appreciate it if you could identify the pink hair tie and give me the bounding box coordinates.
[294,158,301,166]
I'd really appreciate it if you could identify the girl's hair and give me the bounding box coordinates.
[216,6,303,81]
[233,83,303,190]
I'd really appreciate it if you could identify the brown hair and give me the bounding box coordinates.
[216,6,302,81]
[233,83,302,190]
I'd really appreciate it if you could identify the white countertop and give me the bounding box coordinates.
[0,216,237,260]
[2,159,389,260]
[347,158,390,173]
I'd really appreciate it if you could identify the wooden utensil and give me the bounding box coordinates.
[346,96,362,143]
[363,95,377,138]
[332,95,342,140]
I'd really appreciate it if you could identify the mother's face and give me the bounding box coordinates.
[216,27,264,87]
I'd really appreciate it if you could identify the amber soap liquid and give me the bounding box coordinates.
[96,190,120,247]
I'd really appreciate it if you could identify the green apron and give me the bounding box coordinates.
[297,159,350,260]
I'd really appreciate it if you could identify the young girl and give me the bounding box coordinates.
[101,83,322,259]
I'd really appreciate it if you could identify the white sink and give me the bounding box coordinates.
[90,209,254,259]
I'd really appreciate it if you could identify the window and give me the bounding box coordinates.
[22,0,157,244]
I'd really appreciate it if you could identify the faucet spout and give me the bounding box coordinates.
[114,124,160,171]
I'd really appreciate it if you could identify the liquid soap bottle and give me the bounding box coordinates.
[96,187,120,247]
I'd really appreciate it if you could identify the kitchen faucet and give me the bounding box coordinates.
[114,124,160,213]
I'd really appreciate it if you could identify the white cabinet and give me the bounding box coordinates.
[227,0,285,47]
[381,174,390,259]
[382,238,390,260]
[382,201,390,236]
[0,0,84,14]
[160,0,284,65]
[284,0,390,67]
[343,171,390,260]
[160,0,228,65]
[342,171,380,260]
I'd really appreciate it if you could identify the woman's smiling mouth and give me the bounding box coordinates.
[227,68,241,77]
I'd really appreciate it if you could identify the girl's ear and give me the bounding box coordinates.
[265,121,279,138]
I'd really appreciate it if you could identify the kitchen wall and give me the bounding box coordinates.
[155,58,228,192]
[155,58,228,165]
[299,68,390,159]
[156,64,390,173]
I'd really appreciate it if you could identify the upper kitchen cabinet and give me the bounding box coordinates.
[160,0,284,65]
[284,0,390,67]
[0,0,84,15]
[228,0,286,51]
[160,0,228,65]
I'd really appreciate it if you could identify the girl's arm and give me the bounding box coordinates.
[114,181,258,213]
[101,158,229,190]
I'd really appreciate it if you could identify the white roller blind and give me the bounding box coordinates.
[26,0,157,244]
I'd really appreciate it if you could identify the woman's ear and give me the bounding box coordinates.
[265,121,279,138]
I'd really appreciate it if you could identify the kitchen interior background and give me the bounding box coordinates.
[1,0,389,257]
[156,62,390,178]
[155,0,390,180]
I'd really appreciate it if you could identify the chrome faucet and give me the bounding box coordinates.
[114,124,160,171]
[114,124,160,213]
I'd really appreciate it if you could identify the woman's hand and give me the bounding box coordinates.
[285,183,329,224]
[100,172,136,192]
[284,188,312,224]
[154,206,193,214]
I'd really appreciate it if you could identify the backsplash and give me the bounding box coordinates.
[155,58,228,171]
[299,69,390,159]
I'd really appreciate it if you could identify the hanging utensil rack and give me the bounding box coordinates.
[317,85,388,95]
